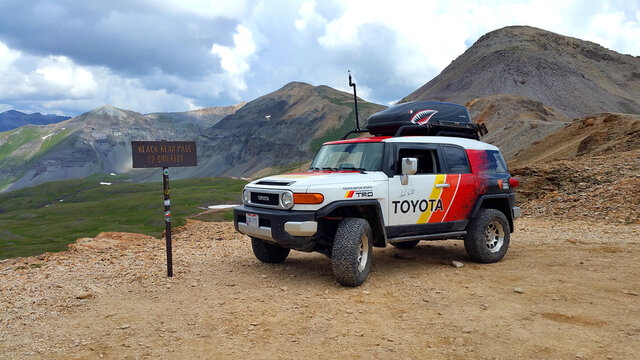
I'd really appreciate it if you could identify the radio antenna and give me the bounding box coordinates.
[348,70,361,132]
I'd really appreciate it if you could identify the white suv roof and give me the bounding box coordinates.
[383,136,498,151]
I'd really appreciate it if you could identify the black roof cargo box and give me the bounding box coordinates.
[366,101,485,139]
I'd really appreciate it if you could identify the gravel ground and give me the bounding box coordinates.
[1,217,639,359]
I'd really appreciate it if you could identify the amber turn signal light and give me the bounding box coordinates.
[293,193,324,204]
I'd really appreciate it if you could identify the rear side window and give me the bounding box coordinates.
[485,150,508,173]
[443,146,470,173]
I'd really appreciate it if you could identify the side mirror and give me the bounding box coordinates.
[401,157,417,185]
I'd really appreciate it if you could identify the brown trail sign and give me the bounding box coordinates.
[131,140,197,277]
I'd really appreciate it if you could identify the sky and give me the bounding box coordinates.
[0,0,638,116]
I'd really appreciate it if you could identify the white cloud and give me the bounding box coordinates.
[295,1,326,31]
[211,24,257,100]
[0,41,20,70]
[35,56,98,98]
[0,42,199,114]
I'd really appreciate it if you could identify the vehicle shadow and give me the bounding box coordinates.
[256,240,470,287]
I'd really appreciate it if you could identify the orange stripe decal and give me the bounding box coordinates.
[417,174,446,224]
[429,174,460,223]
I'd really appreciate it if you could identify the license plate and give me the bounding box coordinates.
[246,213,259,228]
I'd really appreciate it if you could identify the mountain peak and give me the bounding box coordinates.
[402,26,640,117]
[91,104,127,118]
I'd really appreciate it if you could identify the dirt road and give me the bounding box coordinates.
[1,217,639,359]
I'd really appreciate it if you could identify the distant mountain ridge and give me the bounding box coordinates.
[0,110,70,132]
[146,103,246,129]
[0,103,245,192]
[0,83,383,192]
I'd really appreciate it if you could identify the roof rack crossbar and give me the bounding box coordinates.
[393,124,428,137]
[393,123,481,140]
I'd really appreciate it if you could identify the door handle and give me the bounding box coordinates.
[435,183,450,188]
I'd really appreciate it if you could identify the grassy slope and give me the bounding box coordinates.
[0,176,246,259]
[0,127,43,161]
[0,126,74,189]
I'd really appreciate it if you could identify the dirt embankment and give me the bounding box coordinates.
[1,216,639,359]
[513,149,640,224]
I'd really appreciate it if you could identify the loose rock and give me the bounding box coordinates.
[75,291,93,300]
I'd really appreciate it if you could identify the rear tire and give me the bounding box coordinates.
[391,240,420,249]
[251,237,290,263]
[332,218,373,287]
[464,209,510,263]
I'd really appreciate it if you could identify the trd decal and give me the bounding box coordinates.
[410,109,438,125]
[345,190,373,198]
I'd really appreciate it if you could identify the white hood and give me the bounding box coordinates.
[248,171,388,192]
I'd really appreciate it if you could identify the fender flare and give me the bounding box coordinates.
[317,200,388,247]
[469,194,514,231]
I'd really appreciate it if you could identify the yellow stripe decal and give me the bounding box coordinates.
[417,174,446,224]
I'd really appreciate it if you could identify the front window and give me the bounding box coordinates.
[310,143,384,172]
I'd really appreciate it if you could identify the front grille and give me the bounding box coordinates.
[251,192,279,206]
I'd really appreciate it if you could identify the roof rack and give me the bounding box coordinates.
[363,101,488,140]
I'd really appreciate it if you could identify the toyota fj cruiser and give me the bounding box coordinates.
[234,99,519,286]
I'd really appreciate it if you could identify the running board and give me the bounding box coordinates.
[387,231,467,244]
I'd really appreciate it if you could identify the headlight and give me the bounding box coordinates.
[242,189,250,204]
[280,191,294,209]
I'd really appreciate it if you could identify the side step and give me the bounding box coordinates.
[387,231,467,244]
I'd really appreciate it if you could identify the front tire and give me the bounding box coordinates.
[332,218,373,287]
[464,209,510,263]
[251,237,290,263]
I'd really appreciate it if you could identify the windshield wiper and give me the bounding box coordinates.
[322,167,338,171]
[309,166,320,171]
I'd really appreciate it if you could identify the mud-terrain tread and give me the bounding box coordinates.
[251,237,290,263]
[464,208,510,263]
[332,218,372,287]
[391,240,420,249]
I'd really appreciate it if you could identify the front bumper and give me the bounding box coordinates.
[234,205,318,251]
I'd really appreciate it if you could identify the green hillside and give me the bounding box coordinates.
[0,176,246,259]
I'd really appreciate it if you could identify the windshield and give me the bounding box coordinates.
[310,142,384,172]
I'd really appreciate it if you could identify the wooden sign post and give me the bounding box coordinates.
[131,140,197,277]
